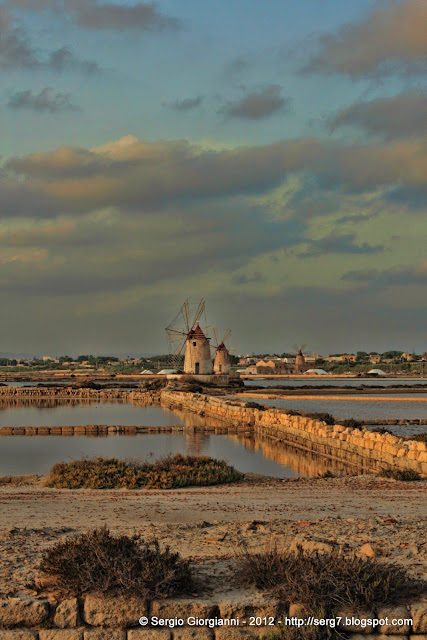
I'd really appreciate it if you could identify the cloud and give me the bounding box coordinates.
[1,6,101,72]
[304,0,427,76]
[342,264,427,287]
[3,134,426,219]
[7,87,81,113]
[166,96,203,111]
[0,6,38,69]
[330,92,427,140]
[47,47,101,74]
[220,85,290,120]
[64,0,182,32]
[298,232,384,258]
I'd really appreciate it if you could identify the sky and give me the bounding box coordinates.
[0,0,426,356]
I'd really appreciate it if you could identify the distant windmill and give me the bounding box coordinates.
[165,299,212,374]
[293,343,307,372]
[211,328,233,374]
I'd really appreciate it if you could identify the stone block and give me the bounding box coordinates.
[83,593,148,628]
[215,630,255,639]
[411,603,427,633]
[127,631,171,640]
[84,631,126,639]
[0,632,38,640]
[0,598,49,627]
[151,599,217,620]
[218,595,279,620]
[336,609,374,633]
[409,636,427,639]
[54,598,80,628]
[377,605,412,634]
[172,630,213,640]
[39,631,83,640]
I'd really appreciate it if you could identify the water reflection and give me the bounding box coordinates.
[0,399,225,428]
[0,429,375,478]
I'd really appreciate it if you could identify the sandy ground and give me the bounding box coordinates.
[0,475,426,598]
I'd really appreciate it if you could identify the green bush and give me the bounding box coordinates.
[45,454,243,489]
[39,527,194,598]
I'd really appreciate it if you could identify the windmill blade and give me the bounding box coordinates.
[293,343,299,352]
[212,327,219,346]
[192,299,205,327]
[301,343,307,352]
[222,329,232,344]
[181,299,190,332]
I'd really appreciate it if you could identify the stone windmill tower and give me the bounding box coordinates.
[293,343,307,373]
[212,328,232,374]
[166,299,213,375]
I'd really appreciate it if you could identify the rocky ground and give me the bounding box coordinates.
[0,474,426,599]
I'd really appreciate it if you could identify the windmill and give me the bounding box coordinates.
[211,328,233,374]
[293,343,307,372]
[165,299,213,375]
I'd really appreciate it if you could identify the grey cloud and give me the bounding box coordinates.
[0,6,38,69]
[1,7,101,72]
[7,87,81,113]
[298,233,384,258]
[48,47,101,74]
[231,272,264,285]
[342,266,427,287]
[331,92,427,140]
[3,135,426,219]
[166,96,203,111]
[64,0,182,32]
[220,85,290,120]
[304,0,427,77]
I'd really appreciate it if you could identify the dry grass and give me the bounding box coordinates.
[39,527,194,599]
[235,544,424,610]
[378,467,422,481]
[45,454,243,489]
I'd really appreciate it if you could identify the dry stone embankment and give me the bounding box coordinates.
[161,392,427,477]
[0,592,426,639]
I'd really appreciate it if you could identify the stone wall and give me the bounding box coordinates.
[160,392,427,477]
[0,593,426,639]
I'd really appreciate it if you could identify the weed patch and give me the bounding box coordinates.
[378,467,422,481]
[45,454,243,489]
[235,544,423,610]
[39,527,194,598]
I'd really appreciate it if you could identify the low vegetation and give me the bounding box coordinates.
[236,544,424,640]
[39,527,194,598]
[45,454,243,489]
[378,467,422,481]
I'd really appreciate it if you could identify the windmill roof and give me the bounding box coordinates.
[188,323,208,339]
[216,341,227,351]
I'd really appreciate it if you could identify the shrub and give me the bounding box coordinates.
[45,454,243,489]
[341,418,362,429]
[235,544,424,611]
[246,401,266,410]
[413,432,427,443]
[372,427,392,434]
[378,467,422,481]
[39,527,194,598]
[305,412,335,425]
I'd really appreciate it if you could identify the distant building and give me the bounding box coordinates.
[369,354,381,364]
[401,352,415,362]
[256,359,289,374]
[339,354,356,362]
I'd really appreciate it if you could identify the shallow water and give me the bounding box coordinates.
[244,396,427,432]
[243,378,427,388]
[0,401,213,428]
[0,432,358,479]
